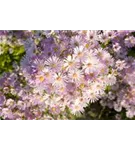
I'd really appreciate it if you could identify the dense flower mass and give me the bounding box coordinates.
[0,30,135,120]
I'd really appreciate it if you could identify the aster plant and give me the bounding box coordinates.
[0,30,135,120]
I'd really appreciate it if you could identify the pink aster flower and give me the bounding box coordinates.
[83,88,101,103]
[68,69,83,83]
[66,82,77,93]
[113,43,121,53]
[70,35,83,47]
[5,99,15,109]
[125,36,135,48]
[98,63,109,75]
[84,70,99,81]
[74,46,87,62]
[91,81,106,95]
[117,30,129,38]
[104,30,116,39]
[54,84,67,95]
[1,108,14,119]
[106,74,117,86]
[82,56,99,74]
[53,73,66,86]
[86,30,98,41]
[45,55,63,72]
[49,105,61,115]
[17,101,26,111]
[64,55,79,71]
[70,100,85,115]
[115,60,127,71]
[95,48,107,60]
[98,32,108,43]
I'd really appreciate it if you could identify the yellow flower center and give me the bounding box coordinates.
[89,73,94,77]
[87,63,92,67]
[39,76,45,82]
[101,68,105,73]
[60,87,64,92]
[54,47,58,52]
[56,76,62,81]
[73,73,78,78]
[96,84,101,88]
[52,107,56,112]
[75,105,79,110]
[80,98,83,102]
[80,83,85,89]
[78,52,83,57]
[85,43,89,48]
[97,52,103,57]
[68,61,73,66]
[51,63,57,68]
[45,72,50,78]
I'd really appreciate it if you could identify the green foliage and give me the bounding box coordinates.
[101,40,111,48]
[75,102,131,120]
[0,43,25,74]
[105,85,111,93]
[5,92,19,101]
[128,47,135,57]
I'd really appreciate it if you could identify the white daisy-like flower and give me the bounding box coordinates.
[64,55,79,71]
[70,35,83,47]
[83,56,99,74]
[86,30,98,41]
[45,94,60,107]
[98,63,109,75]
[86,90,101,103]
[1,108,13,119]
[75,97,88,108]
[17,101,26,110]
[68,69,83,82]
[53,73,66,86]
[35,69,53,84]
[98,32,108,43]
[91,81,105,95]
[33,58,46,72]
[42,67,52,75]
[45,55,62,72]
[54,84,67,95]
[95,48,105,59]
[104,30,115,39]
[96,76,110,87]
[106,74,117,86]
[81,85,100,103]
[126,110,135,119]
[35,73,46,83]
[103,52,114,65]
[125,36,135,48]
[6,99,15,108]
[74,46,87,62]
[0,35,7,44]
[115,60,127,71]
[95,48,113,66]
[74,46,84,57]
[70,101,84,115]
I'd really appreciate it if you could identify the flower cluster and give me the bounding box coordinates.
[0,30,135,119]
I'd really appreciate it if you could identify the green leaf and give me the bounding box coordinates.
[12,45,25,56]
[105,85,111,93]
[128,49,135,57]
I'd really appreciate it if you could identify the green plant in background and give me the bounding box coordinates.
[0,39,25,75]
